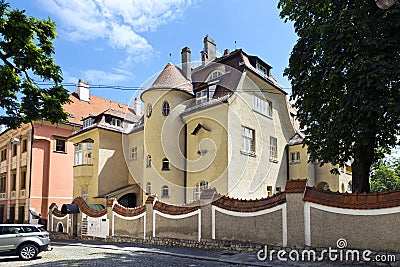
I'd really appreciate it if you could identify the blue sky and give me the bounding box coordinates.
[11,0,297,105]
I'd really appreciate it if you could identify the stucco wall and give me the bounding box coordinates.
[154,213,199,241]
[113,215,145,238]
[214,208,283,245]
[309,207,400,252]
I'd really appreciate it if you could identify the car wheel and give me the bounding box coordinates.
[18,244,38,260]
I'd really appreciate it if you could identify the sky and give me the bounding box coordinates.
[11,0,297,105]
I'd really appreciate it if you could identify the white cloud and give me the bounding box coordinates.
[38,0,192,63]
[82,69,134,85]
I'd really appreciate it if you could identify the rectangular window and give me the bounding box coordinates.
[290,152,301,163]
[196,89,209,105]
[83,118,93,129]
[20,169,26,189]
[241,126,255,155]
[18,206,24,223]
[82,188,88,202]
[130,147,137,160]
[253,95,272,117]
[11,172,16,191]
[22,139,27,153]
[111,118,122,127]
[266,186,273,197]
[269,137,278,162]
[12,144,17,156]
[74,143,93,166]
[54,139,66,153]
[9,206,15,223]
[0,174,6,193]
[0,148,6,161]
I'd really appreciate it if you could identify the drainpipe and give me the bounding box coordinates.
[286,145,289,181]
[184,124,187,204]
[27,121,34,223]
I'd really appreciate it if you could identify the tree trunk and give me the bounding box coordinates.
[351,156,372,193]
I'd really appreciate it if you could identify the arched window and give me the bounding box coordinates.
[162,185,169,197]
[206,70,223,81]
[162,102,170,116]
[57,222,64,233]
[146,155,152,168]
[118,193,137,208]
[146,182,151,195]
[162,158,170,171]
[147,104,152,117]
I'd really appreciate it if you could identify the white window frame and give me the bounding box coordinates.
[162,102,170,116]
[193,181,209,201]
[130,147,137,161]
[111,118,122,127]
[161,185,169,197]
[146,182,151,195]
[252,95,272,118]
[196,89,209,105]
[74,143,93,166]
[269,136,278,162]
[82,188,88,202]
[290,151,301,164]
[241,126,255,156]
[83,118,93,129]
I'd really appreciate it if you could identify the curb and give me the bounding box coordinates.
[51,241,272,266]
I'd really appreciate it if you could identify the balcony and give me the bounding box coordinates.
[73,165,93,177]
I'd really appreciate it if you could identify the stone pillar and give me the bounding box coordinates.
[145,195,156,239]
[199,188,218,240]
[284,179,307,247]
[106,198,114,237]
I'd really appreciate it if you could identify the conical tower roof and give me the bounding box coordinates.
[149,62,193,94]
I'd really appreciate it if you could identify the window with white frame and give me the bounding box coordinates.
[162,158,170,171]
[146,182,151,195]
[252,95,272,117]
[241,126,255,155]
[206,70,223,81]
[196,89,208,105]
[193,180,209,201]
[74,142,93,166]
[290,151,301,163]
[83,118,93,129]
[111,118,122,127]
[162,102,170,116]
[130,147,137,160]
[269,137,278,162]
[162,185,169,197]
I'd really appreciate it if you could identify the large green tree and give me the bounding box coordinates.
[0,1,70,129]
[370,158,400,192]
[278,1,400,193]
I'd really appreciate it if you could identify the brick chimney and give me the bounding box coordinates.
[78,79,89,102]
[181,47,191,81]
[201,35,216,66]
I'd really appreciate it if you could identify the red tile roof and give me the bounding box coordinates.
[63,91,136,125]
[285,179,307,193]
[212,193,286,212]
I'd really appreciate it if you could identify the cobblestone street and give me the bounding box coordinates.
[0,243,240,267]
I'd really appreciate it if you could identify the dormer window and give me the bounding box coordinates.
[196,89,208,105]
[147,104,152,118]
[255,61,269,78]
[207,70,223,81]
[83,118,93,129]
[111,118,122,127]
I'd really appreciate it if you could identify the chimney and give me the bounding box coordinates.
[223,49,230,56]
[78,79,89,102]
[201,35,216,66]
[181,47,191,81]
[134,98,142,115]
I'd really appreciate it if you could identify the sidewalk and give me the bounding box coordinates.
[52,239,396,267]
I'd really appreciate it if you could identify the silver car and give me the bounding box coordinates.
[0,224,52,260]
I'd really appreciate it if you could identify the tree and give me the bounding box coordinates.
[0,1,70,129]
[370,159,400,192]
[278,1,400,193]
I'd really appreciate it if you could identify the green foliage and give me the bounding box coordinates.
[278,0,400,192]
[370,158,400,192]
[0,1,70,129]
